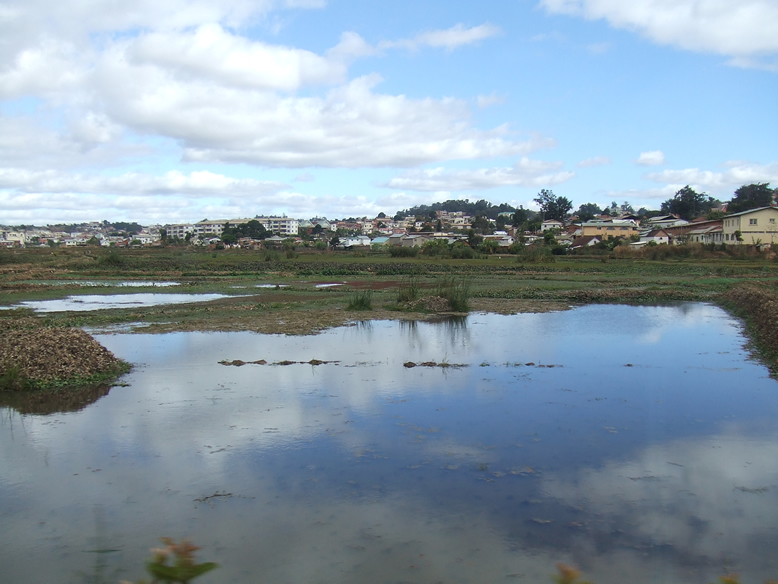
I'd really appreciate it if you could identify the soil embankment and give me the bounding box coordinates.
[722,283,778,374]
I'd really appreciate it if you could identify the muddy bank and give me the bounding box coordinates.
[722,283,778,374]
[0,325,130,390]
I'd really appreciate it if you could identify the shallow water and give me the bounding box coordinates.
[0,292,231,312]
[1,303,777,584]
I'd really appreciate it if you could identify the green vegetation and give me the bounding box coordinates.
[346,289,373,310]
[2,245,778,372]
[434,276,472,312]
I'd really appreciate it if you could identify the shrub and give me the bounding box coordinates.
[389,246,419,258]
[516,246,556,263]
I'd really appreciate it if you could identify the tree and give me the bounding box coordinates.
[727,183,774,214]
[512,207,528,227]
[576,203,601,222]
[660,186,718,221]
[534,189,572,222]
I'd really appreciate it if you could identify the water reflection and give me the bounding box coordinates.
[0,384,112,415]
[1,292,232,312]
[0,304,777,583]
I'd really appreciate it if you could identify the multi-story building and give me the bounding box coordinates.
[257,217,299,236]
[722,207,778,246]
[581,219,639,239]
[166,224,195,239]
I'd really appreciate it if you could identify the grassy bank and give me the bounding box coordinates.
[721,282,778,376]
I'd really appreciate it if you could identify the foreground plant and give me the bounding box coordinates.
[123,537,218,584]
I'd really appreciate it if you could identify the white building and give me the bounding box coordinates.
[257,217,299,236]
[166,224,194,239]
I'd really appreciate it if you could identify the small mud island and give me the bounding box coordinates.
[0,321,130,391]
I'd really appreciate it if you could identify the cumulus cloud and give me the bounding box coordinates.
[383,157,574,191]
[636,150,665,166]
[125,24,355,92]
[90,63,537,168]
[644,161,778,191]
[0,168,288,197]
[540,0,778,62]
[578,155,611,168]
[382,23,502,52]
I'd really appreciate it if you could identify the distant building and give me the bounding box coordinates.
[257,217,299,237]
[581,219,638,239]
[722,207,778,246]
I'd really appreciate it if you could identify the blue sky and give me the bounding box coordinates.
[0,0,776,225]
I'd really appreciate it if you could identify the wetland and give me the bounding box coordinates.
[2,247,778,583]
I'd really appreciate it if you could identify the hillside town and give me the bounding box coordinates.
[3,184,777,252]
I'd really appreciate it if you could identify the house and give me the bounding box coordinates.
[570,236,602,250]
[646,215,688,229]
[722,207,778,246]
[640,229,670,245]
[401,234,431,247]
[339,235,372,248]
[541,219,563,232]
[686,224,723,245]
[581,219,638,239]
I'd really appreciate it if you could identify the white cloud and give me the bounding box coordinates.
[476,92,507,108]
[0,168,288,197]
[0,115,147,169]
[644,161,778,191]
[90,57,539,168]
[540,0,778,65]
[125,25,359,93]
[636,150,665,166]
[578,155,611,167]
[382,23,502,52]
[383,157,574,191]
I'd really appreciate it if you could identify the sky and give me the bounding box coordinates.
[0,0,776,226]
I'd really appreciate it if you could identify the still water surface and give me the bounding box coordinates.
[1,304,777,584]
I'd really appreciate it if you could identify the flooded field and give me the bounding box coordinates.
[1,303,777,584]
[0,292,232,312]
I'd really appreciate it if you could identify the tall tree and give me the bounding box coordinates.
[727,183,775,214]
[534,189,572,222]
[660,186,718,221]
[576,203,601,222]
[512,207,528,227]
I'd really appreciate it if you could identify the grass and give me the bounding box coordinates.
[396,275,420,303]
[434,276,472,312]
[346,289,373,310]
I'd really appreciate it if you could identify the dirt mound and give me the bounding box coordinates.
[404,295,451,312]
[0,327,127,389]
